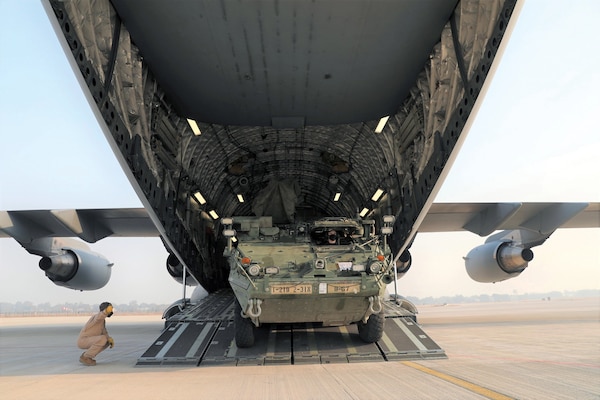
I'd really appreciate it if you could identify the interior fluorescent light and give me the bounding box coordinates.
[359,208,370,218]
[383,215,396,224]
[371,188,384,202]
[237,194,245,203]
[333,192,341,202]
[374,116,390,134]
[192,191,207,205]
[187,119,202,136]
[209,210,219,220]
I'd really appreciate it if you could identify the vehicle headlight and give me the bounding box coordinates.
[368,261,383,274]
[352,264,366,272]
[265,266,279,275]
[247,264,261,276]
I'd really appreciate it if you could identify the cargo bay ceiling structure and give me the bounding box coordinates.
[46,0,519,291]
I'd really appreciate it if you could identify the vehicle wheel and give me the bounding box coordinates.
[234,302,255,348]
[357,312,384,343]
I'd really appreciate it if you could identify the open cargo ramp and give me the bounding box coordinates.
[137,290,446,367]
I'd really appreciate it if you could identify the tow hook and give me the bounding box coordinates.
[244,298,262,326]
[362,295,382,323]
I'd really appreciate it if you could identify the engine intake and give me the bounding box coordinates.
[465,241,533,283]
[383,250,412,284]
[396,250,412,274]
[166,253,198,285]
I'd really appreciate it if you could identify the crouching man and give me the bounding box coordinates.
[77,301,115,366]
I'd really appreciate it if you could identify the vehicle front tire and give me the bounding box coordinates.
[357,312,384,343]
[234,302,255,348]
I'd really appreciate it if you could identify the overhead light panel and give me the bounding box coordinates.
[383,215,396,224]
[209,210,219,220]
[381,227,393,235]
[359,208,370,218]
[333,192,341,202]
[371,188,384,202]
[223,229,236,237]
[192,191,207,205]
[374,116,390,134]
[237,194,245,203]
[187,119,202,136]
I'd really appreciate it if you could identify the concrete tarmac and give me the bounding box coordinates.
[1,297,598,399]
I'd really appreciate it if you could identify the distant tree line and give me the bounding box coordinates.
[0,300,170,316]
[404,289,599,305]
[0,289,597,316]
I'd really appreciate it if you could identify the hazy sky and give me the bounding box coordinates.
[0,1,598,305]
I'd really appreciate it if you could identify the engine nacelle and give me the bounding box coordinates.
[396,250,412,273]
[166,253,186,283]
[395,249,412,277]
[465,241,534,283]
[39,248,112,290]
[166,253,198,285]
[383,250,412,283]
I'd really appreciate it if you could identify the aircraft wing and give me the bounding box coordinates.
[419,202,600,236]
[0,208,158,244]
[2,202,597,290]
[3,202,597,244]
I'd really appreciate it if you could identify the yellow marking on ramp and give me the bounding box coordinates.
[380,332,398,353]
[402,361,514,400]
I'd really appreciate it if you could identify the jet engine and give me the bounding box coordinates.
[166,253,186,283]
[39,248,112,290]
[396,249,412,275]
[166,253,198,285]
[465,240,534,283]
[382,250,411,284]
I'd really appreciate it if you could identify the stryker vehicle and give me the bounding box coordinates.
[222,215,410,348]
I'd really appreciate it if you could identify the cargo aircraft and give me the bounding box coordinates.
[2,0,599,354]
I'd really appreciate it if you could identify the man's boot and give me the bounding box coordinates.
[79,352,97,366]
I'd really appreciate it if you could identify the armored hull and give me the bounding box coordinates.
[223,216,396,346]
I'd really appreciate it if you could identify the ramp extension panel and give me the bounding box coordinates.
[137,290,445,367]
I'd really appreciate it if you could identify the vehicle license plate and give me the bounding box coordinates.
[270,284,313,294]
[326,283,360,294]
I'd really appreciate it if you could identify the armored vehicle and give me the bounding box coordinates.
[222,214,407,348]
